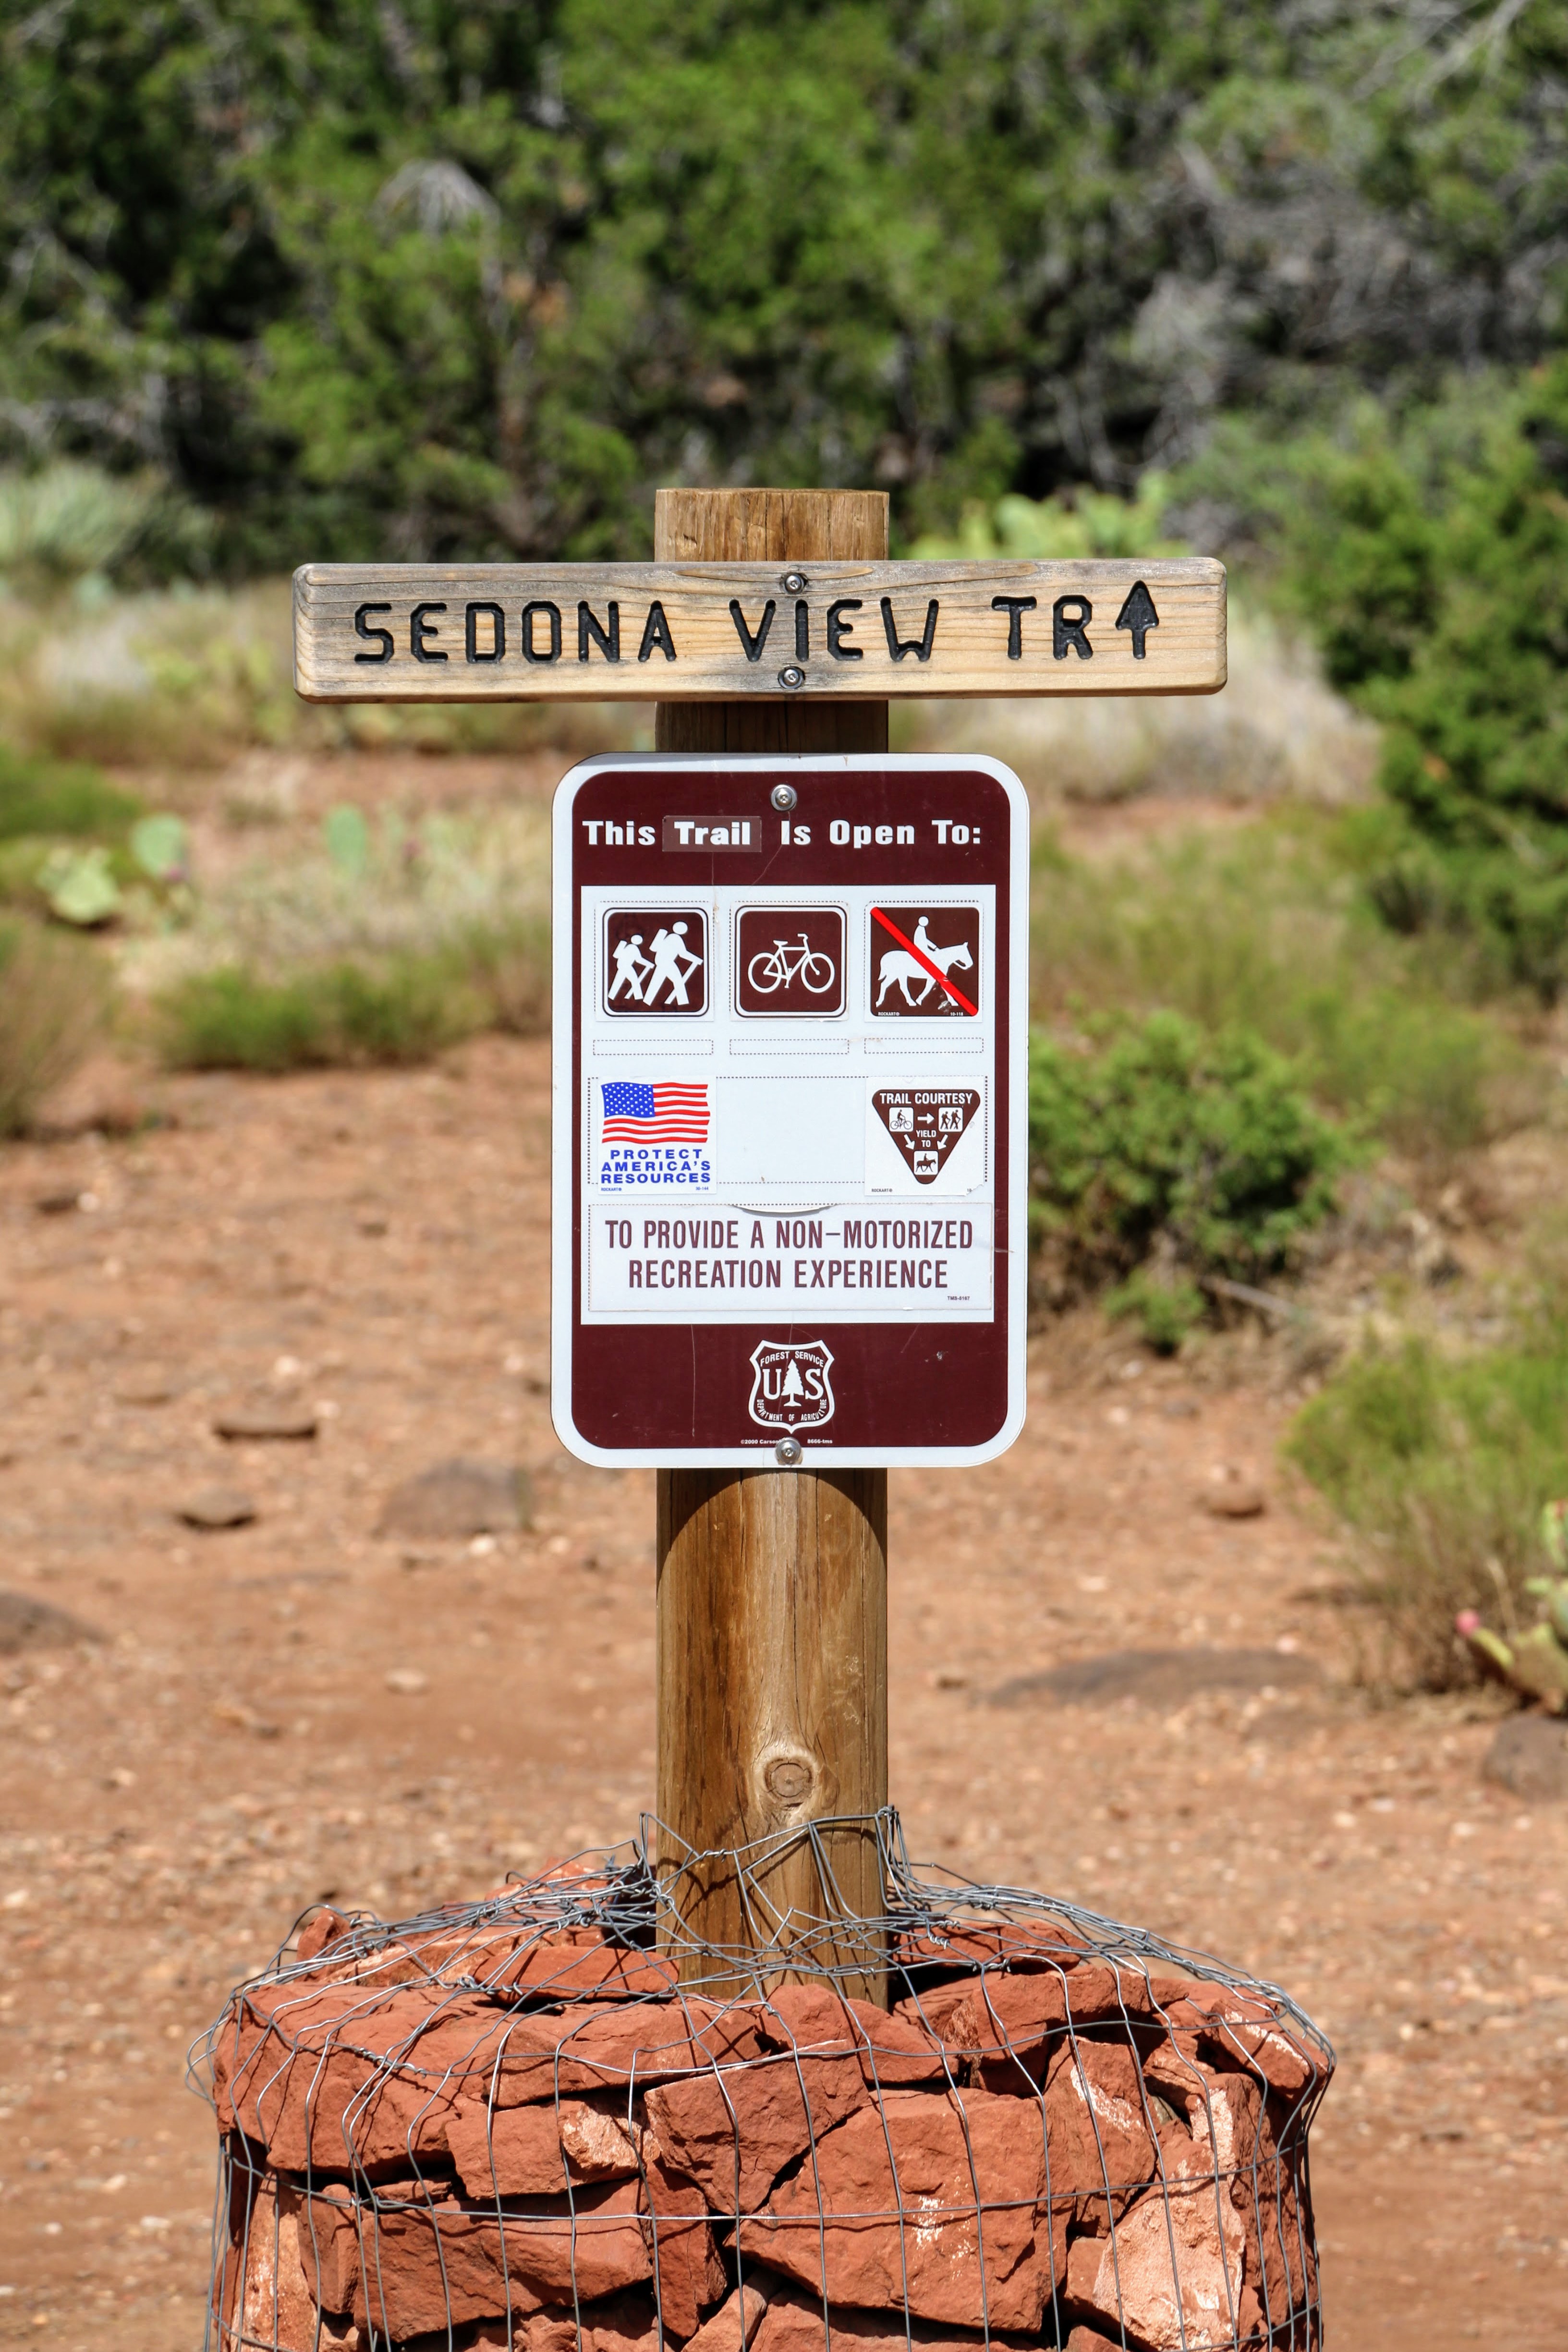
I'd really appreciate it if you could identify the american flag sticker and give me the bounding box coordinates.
[599,1079,711,1143]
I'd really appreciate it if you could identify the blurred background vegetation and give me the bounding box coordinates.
[3,0,1565,564]
[4,0,1568,1693]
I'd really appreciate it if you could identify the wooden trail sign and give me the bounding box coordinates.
[294,485,1227,2002]
[293,556,1225,702]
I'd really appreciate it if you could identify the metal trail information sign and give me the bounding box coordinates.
[294,558,1225,702]
[551,753,1028,1467]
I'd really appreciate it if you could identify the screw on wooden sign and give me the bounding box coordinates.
[292,558,1225,701]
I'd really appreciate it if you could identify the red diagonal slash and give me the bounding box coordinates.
[870,906,978,1015]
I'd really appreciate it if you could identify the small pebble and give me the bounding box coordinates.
[178,1487,257,1530]
[213,1403,318,1442]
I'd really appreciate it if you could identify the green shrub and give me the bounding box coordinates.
[1032,816,1543,1158]
[911,477,1180,561]
[160,957,482,1073]
[0,915,110,1133]
[0,463,160,582]
[1105,1268,1207,1354]
[1028,1012,1351,1338]
[0,745,143,842]
[1287,1333,1568,1690]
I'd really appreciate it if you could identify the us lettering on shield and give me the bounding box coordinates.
[748,1340,835,1431]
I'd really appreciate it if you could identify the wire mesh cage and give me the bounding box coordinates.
[196,1810,1332,2352]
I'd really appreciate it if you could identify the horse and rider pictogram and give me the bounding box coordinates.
[870,906,980,1016]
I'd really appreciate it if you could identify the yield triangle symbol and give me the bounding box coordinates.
[872,1088,980,1185]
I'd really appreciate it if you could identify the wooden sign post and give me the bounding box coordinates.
[292,498,1226,2002]
[652,489,891,2000]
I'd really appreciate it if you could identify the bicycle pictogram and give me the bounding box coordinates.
[746,932,838,995]
[734,906,846,1016]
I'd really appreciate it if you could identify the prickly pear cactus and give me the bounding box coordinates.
[1457,1501,1568,1711]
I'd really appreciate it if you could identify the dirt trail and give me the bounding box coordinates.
[0,1036,1564,2347]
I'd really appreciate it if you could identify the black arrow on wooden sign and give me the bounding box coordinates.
[1115,580,1160,659]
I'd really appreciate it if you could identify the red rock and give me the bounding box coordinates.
[738,2086,1056,2329]
[295,1907,352,1965]
[300,1920,678,2003]
[393,1925,678,2002]
[1062,2112,1250,2352]
[642,2144,729,2338]
[291,2179,650,2337]
[449,2095,642,2198]
[889,1983,976,2040]
[1063,2329,1123,2352]
[1043,2039,1157,2213]
[942,1965,1181,2090]
[219,2173,361,2350]
[217,1986,763,2176]
[892,1921,1093,1976]
[683,2283,769,2352]
[1144,2020,1319,2336]
[508,2294,663,2352]
[645,2050,869,2210]
[215,1982,468,2177]
[564,2100,646,2180]
[757,1984,950,2087]
[1159,1994,1320,2098]
[481,1935,679,2001]
[751,2281,1038,2352]
[414,2122,726,2335]
[450,2100,567,2197]
[482,1996,764,2103]
[277,2182,367,2321]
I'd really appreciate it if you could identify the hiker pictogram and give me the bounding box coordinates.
[735,906,845,1016]
[871,905,980,1016]
[873,1088,981,1184]
[601,908,708,1016]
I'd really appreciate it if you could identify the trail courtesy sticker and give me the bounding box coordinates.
[872,1088,981,1184]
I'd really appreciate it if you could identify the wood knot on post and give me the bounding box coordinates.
[755,1741,833,1824]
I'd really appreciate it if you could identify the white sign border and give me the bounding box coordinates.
[550,752,1029,1469]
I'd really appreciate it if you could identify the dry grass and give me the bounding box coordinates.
[899,602,1378,810]
[1287,1321,1568,1691]
[0,916,111,1134]
[0,580,648,771]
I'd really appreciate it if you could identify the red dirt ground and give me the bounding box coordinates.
[0,1037,1565,2348]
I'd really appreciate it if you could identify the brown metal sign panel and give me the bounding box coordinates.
[295,558,1225,702]
[551,754,1028,1467]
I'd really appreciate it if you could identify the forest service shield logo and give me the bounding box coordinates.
[748,1340,836,1431]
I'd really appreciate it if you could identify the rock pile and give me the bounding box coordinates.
[206,1866,1330,2352]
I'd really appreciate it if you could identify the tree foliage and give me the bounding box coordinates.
[1203,359,1568,996]
[3,0,1567,565]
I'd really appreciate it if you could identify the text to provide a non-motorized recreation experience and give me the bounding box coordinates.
[550,754,1028,1469]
